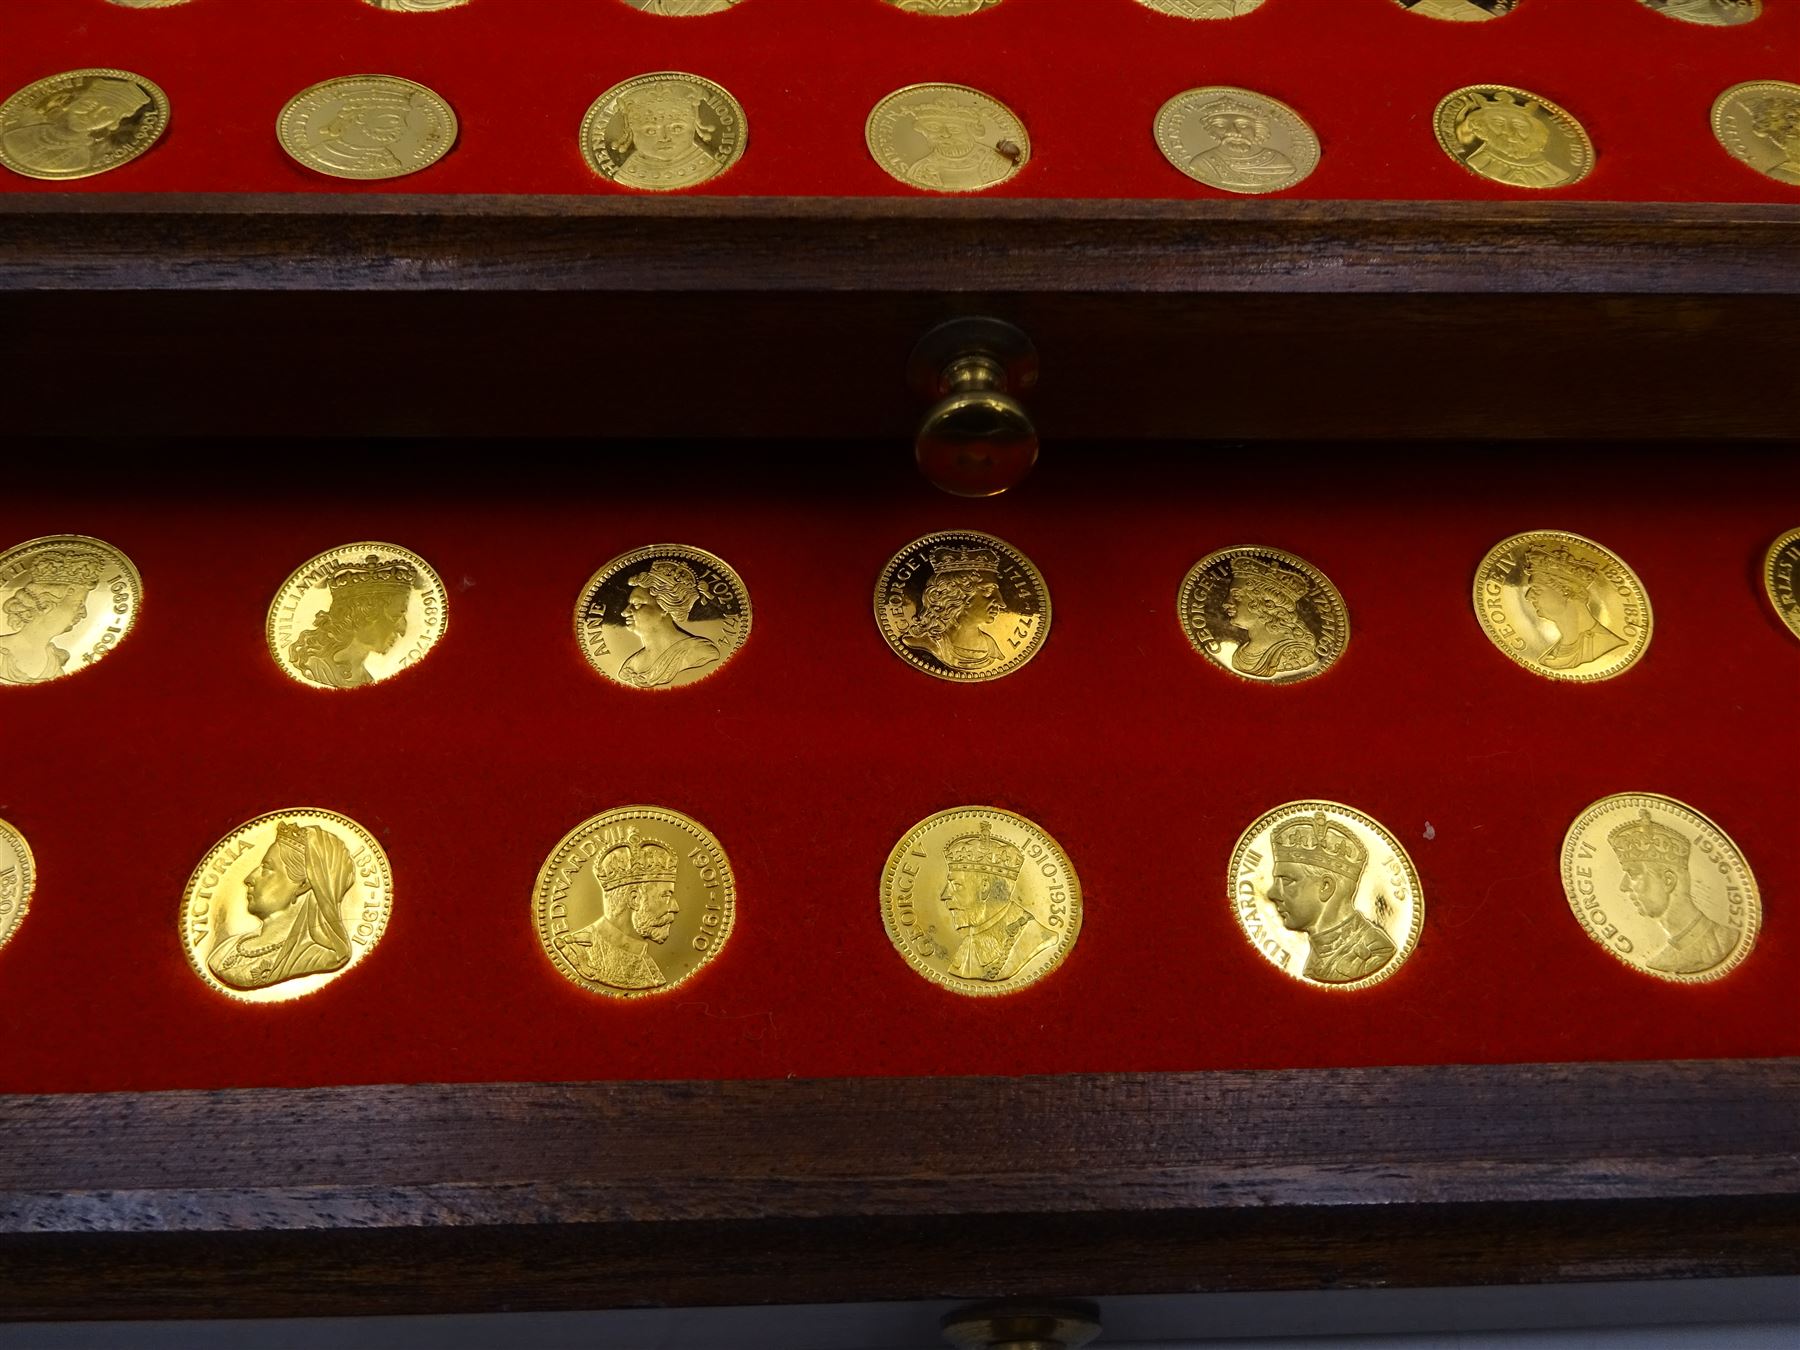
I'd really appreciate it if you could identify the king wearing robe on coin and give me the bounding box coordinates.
[940,820,1056,983]
[1224,555,1318,677]
[1609,810,1740,976]
[1269,811,1396,985]
[562,828,683,991]
[1187,98,1298,192]
[905,95,1015,191]
[900,545,1006,671]
[1,75,152,177]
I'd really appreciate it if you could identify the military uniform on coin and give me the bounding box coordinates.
[1641,0,1760,24]
[266,543,449,691]
[575,544,751,690]
[581,72,746,191]
[1561,793,1759,983]
[0,818,35,959]
[1157,87,1319,195]
[1473,530,1651,682]
[279,76,458,180]
[867,84,1029,193]
[1435,85,1593,189]
[1713,81,1800,187]
[875,530,1049,681]
[0,68,168,180]
[1179,546,1348,683]
[534,806,736,998]
[1135,0,1269,16]
[1764,527,1800,641]
[0,535,141,687]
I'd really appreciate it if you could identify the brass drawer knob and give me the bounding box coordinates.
[910,317,1040,498]
[942,1300,1103,1350]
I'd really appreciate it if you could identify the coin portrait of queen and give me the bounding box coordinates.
[1521,546,1627,671]
[1267,812,1396,985]
[563,828,680,991]
[288,554,423,690]
[610,84,722,191]
[615,559,721,688]
[0,548,105,686]
[939,821,1055,983]
[0,75,152,177]
[1453,90,1570,189]
[208,823,356,991]
[1609,810,1739,975]
[901,546,1006,671]
[1744,92,1800,185]
[902,94,1014,191]
[1187,98,1297,192]
[1224,556,1318,677]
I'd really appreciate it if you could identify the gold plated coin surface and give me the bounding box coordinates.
[1473,530,1651,682]
[1561,793,1759,984]
[266,542,448,692]
[1395,0,1518,19]
[1178,546,1348,684]
[181,809,394,1004]
[1712,81,1800,187]
[1156,86,1319,195]
[881,806,1080,997]
[620,0,745,11]
[534,805,736,999]
[1435,85,1593,190]
[1229,801,1423,991]
[108,0,194,7]
[0,68,168,181]
[1641,0,1760,24]
[365,0,472,9]
[0,818,35,959]
[884,0,1003,10]
[1134,0,1269,16]
[574,544,751,691]
[866,84,1029,193]
[1763,526,1800,641]
[580,72,746,191]
[0,534,141,687]
[875,530,1050,682]
[278,76,458,180]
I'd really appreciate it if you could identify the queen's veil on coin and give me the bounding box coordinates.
[0,534,142,687]
[1561,792,1760,984]
[534,805,736,999]
[1435,85,1593,189]
[874,530,1050,681]
[866,84,1029,193]
[1763,526,1800,641]
[266,542,449,691]
[0,68,169,181]
[1712,81,1800,187]
[278,75,459,180]
[1156,87,1319,194]
[1472,529,1651,682]
[880,806,1081,997]
[1178,546,1348,684]
[0,818,35,959]
[181,808,394,1004]
[1228,801,1424,991]
[574,544,751,690]
[580,72,747,191]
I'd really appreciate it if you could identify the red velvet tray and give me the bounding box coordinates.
[4,0,1798,201]
[0,447,1794,1095]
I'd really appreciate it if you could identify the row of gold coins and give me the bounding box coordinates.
[4,529,1796,693]
[0,790,1768,1006]
[95,0,1778,26]
[4,67,1798,192]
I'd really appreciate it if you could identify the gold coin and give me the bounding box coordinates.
[0,534,142,687]
[874,530,1050,682]
[266,542,449,692]
[880,806,1080,997]
[866,84,1029,194]
[1395,0,1519,19]
[1435,85,1593,190]
[619,0,745,11]
[1561,793,1760,984]
[1228,801,1424,992]
[533,805,736,999]
[1156,87,1319,195]
[883,0,1004,11]
[0,68,168,181]
[1641,0,1761,25]
[1763,526,1800,641]
[366,0,471,8]
[580,72,747,192]
[108,0,193,7]
[1134,0,1269,16]
[0,817,35,960]
[1472,529,1651,682]
[1712,81,1800,188]
[278,76,459,181]
[574,544,751,691]
[1178,546,1348,684]
[181,809,394,1005]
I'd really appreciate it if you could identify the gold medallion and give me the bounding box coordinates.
[365,0,472,10]
[1156,87,1319,195]
[1473,530,1651,682]
[108,0,194,7]
[1229,801,1423,992]
[0,68,168,181]
[181,809,394,1004]
[1395,0,1518,19]
[866,84,1029,194]
[1641,0,1761,25]
[1561,793,1760,984]
[266,542,449,692]
[580,72,746,192]
[880,807,1080,998]
[278,76,458,181]
[874,530,1050,682]
[574,544,751,691]
[534,805,736,999]
[0,817,35,960]
[619,0,746,11]
[1435,85,1592,190]
[1178,546,1348,684]
[1763,526,1800,641]
[1134,0,1269,16]
[0,535,141,687]
[883,0,1004,11]
[1712,81,1800,187]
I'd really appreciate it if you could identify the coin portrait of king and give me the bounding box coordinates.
[901,546,1007,671]
[1267,812,1397,985]
[903,95,1013,191]
[563,828,681,991]
[614,559,722,688]
[612,84,722,191]
[1452,91,1570,189]
[1224,555,1318,677]
[300,89,442,176]
[939,821,1056,983]
[1609,810,1740,975]
[0,548,105,686]
[1,75,152,177]
[287,554,424,689]
[1521,545,1627,670]
[207,822,357,991]
[1187,98,1297,192]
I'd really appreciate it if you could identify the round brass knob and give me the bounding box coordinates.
[941,1300,1103,1350]
[909,319,1040,498]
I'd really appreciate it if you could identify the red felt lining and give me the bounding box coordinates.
[0,0,1795,200]
[0,445,1795,1094]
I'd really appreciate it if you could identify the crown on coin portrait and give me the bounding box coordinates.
[1522,546,1601,598]
[327,555,422,595]
[595,828,679,892]
[909,96,985,129]
[1231,555,1310,606]
[944,820,1024,882]
[1608,810,1691,870]
[24,550,105,588]
[46,76,151,122]
[1271,812,1368,884]
[928,546,1000,577]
